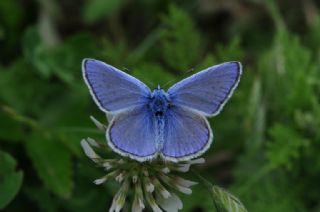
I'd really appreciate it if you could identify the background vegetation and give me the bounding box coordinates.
[1,0,320,211]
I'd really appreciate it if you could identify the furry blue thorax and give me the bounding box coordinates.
[149,86,171,117]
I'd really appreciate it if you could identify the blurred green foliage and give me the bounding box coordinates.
[1,0,320,211]
[0,151,23,209]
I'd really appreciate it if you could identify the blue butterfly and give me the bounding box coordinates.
[82,59,242,162]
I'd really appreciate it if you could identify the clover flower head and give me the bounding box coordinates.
[81,116,205,212]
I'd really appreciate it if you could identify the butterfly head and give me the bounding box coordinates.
[149,87,171,116]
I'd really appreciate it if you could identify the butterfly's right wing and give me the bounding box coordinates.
[168,62,242,116]
[107,106,158,161]
[161,106,212,162]
[83,59,151,113]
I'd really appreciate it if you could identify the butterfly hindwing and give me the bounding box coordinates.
[168,62,242,116]
[107,106,158,161]
[161,106,213,161]
[82,59,151,113]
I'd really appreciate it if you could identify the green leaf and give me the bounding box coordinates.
[0,0,25,61]
[197,54,217,70]
[215,37,244,61]
[125,28,165,65]
[193,170,248,212]
[0,110,25,141]
[211,185,248,212]
[160,5,202,72]
[23,27,98,84]
[25,133,73,198]
[0,0,23,30]
[0,151,23,209]
[24,186,59,212]
[100,39,129,66]
[180,183,216,211]
[83,0,126,24]
[0,59,50,114]
[236,173,305,212]
[131,63,176,88]
[259,28,315,119]
[22,27,51,78]
[266,123,309,170]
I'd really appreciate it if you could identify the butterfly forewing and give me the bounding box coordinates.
[168,62,242,116]
[83,59,151,113]
[161,106,212,161]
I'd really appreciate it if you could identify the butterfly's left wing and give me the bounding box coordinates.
[107,106,158,161]
[83,59,151,113]
[161,106,213,161]
[168,62,242,116]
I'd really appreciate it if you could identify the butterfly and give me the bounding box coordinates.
[82,59,242,162]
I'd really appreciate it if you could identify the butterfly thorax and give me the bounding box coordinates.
[149,88,171,117]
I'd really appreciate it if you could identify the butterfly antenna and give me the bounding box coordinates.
[163,79,176,89]
[123,67,131,73]
[146,80,156,89]
[186,68,195,75]
[162,67,196,89]
[123,67,156,89]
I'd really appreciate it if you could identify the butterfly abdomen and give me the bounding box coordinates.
[154,116,165,151]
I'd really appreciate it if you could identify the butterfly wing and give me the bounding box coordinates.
[161,106,213,161]
[168,62,242,116]
[82,59,151,113]
[107,106,158,161]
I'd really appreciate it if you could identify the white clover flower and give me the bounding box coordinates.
[109,180,129,212]
[161,167,170,174]
[132,180,145,212]
[171,158,205,173]
[115,172,124,183]
[90,116,107,131]
[80,139,100,160]
[102,161,113,170]
[81,116,206,211]
[156,193,183,212]
[174,177,198,188]
[93,178,107,185]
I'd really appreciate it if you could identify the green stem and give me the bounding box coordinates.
[1,104,39,129]
[191,168,221,212]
